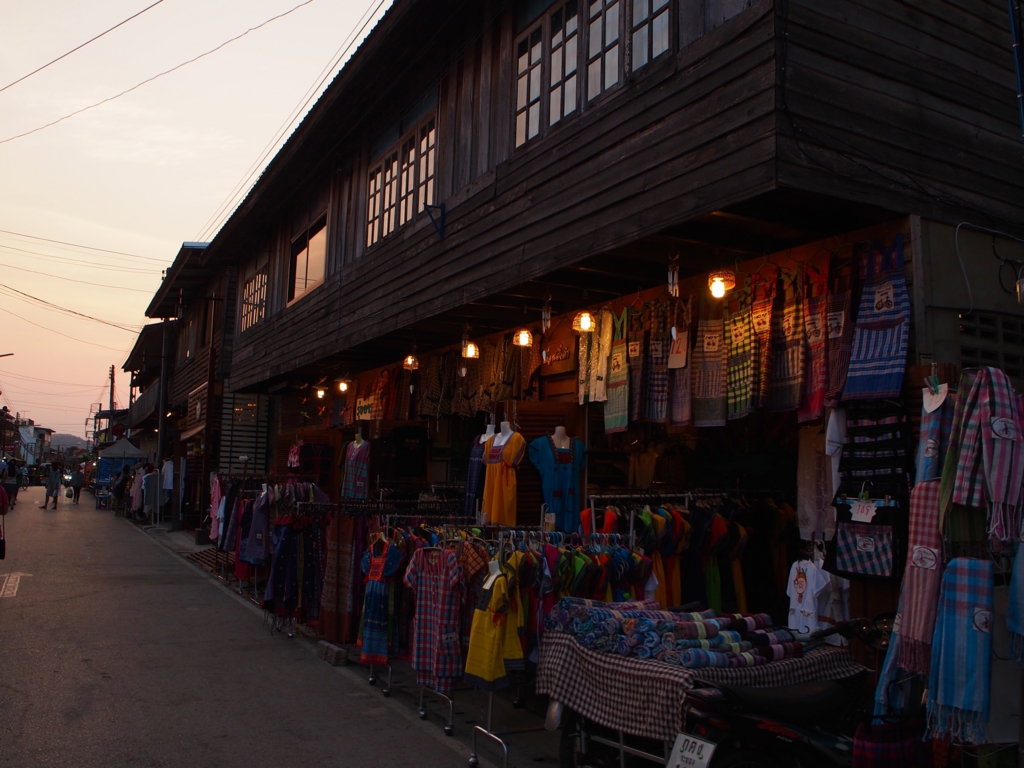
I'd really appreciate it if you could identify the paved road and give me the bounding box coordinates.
[0,486,467,767]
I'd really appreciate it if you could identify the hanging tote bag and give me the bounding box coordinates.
[767,271,806,412]
[692,295,727,427]
[841,235,910,401]
[799,264,830,423]
[725,281,756,420]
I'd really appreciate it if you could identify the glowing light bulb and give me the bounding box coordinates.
[710,278,726,299]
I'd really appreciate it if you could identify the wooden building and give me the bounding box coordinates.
[140,0,1024,512]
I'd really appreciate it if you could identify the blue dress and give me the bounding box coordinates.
[528,434,587,532]
[359,540,403,665]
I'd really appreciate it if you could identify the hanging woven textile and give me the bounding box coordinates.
[692,297,727,427]
[750,271,777,409]
[628,305,647,423]
[645,302,671,422]
[798,264,830,423]
[578,319,594,404]
[670,297,692,427]
[725,284,755,420]
[589,309,613,403]
[824,288,854,408]
[767,273,806,412]
[841,235,910,401]
[605,307,630,434]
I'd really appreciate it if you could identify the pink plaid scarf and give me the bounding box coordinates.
[951,367,1024,539]
[897,479,943,675]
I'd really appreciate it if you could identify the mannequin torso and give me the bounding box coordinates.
[492,421,514,447]
[480,424,496,444]
[551,426,571,450]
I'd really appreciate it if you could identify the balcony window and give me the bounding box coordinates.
[587,0,620,100]
[288,214,327,304]
[549,2,579,125]
[631,0,669,70]
[515,26,544,147]
[365,114,437,246]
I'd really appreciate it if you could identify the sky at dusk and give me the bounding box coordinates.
[0,0,390,438]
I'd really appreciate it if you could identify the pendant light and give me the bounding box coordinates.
[315,387,326,400]
[667,255,680,298]
[403,345,419,371]
[513,328,533,347]
[461,326,479,359]
[335,376,351,394]
[708,269,737,299]
[572,310,595,333]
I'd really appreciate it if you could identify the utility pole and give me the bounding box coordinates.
[109,364,115,413]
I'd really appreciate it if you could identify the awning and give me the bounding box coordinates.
[179,422,205,441]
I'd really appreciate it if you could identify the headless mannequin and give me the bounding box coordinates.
[492,421,514,447]
[480,423,496,444]
[353,427,365,446]
[551,425,571,450]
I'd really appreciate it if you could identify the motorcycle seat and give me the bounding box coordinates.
[720,680,851,726]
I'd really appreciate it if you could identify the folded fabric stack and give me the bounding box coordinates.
[544,598,801,668]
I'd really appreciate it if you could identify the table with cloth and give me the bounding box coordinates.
[537,632,866,742]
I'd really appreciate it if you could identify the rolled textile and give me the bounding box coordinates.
[679,649,732,668]
[926,558,994,744]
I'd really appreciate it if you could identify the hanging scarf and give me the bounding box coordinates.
[1007,542,1024,665]
[926,557,993,744]
[766,273,805,411]
[628,307,647,422]
[589,309,613,403]
[916,388,957,485]
[942,367,1024,541]
[874,596,913,716]
[824,289,854,408]
[645,303,671,422]
[897,479,943,675]
[670,298,693,427]
[798,264,829,423]
[725,288,755,420]
[751,273,777,409]
[841,235,910,401]
[605,308,630,434]
[692,309,727,428]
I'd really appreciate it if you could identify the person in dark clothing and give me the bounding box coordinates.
[41,462,62,510]
[111,468,129,515]
[71,467,85,504]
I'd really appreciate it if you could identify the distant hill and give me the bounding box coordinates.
[51,433,88,450]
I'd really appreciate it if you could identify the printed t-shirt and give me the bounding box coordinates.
[786,559,830,634]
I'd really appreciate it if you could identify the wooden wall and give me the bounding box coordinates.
[777,0,1024,231]
[231,0,779,391]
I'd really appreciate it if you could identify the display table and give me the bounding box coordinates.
[536,631,866,742]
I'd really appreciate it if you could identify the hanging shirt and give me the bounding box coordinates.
[463,437,487,518]
[481,433,526,526]
[528,434,587,533]
[786,559,830,634]
[605,308,630,434]
[162,459,174,491]
[403,548,464,695]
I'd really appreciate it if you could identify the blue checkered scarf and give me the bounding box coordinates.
[1007,544,1024,665]
[926,558,993,744]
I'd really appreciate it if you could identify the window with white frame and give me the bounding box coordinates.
[515,26,544,147]
[586,0,621,101]
[288,214,327,304]
[549,1,579,126]
[240,265,267,332]
[366,114,437,246]
[631,0,669,71]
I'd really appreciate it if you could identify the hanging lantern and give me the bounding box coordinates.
[667,255,680,298]
[403,345,419,370]
[572,311,595,333]
[335,377,350,393]
[315,387,326,400]
[708,269,736,299]
[541,298,552,332]
[513,328,533,347]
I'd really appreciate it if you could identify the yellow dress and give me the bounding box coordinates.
[464,570,512,690]
[481,433,527,526]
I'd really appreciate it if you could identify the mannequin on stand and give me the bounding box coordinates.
[342,424,370,498]
[551,425,571,450]
[354,424,365,446]
[482,420,526,526]
[466,419,496,517]
[528,425,587,532]
[480,422,496,444]
[493,421,514,446]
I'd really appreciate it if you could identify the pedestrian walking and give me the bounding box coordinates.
[71,466,85,504]
[41,462,62,510]
[111,468,129,515]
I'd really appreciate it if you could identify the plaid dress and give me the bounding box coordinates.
[628,308,647,423]
[605,308,630,434]
[725,299,755,420]
[767,280,805,412]
[645,303,670,422]
[341,440,370,499]
[842,235,910,401]
[692,317,726,427]
[798,266,830,423]
[404,547,464,695]
[824,290,854,407]
[750,276,776,409]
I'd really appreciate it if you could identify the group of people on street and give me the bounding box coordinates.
[38,462,85,510]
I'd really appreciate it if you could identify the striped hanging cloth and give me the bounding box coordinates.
[692,303,727,427]
[767,273,805,412]
[824,289,854,408]
[841,235,910,401]
[670,297,693,427]
[725,286,755,420]
[628,306,647,423]
[645,302,670,422]
[750,272,777,409]
[604,308,630,434]
[798,264,830,423]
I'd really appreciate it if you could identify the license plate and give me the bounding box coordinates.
[666,733,717,768]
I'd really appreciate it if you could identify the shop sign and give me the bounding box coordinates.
[356,395,376,420]
[666,733,716,768]
[540,318,577,376]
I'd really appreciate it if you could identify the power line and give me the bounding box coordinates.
[0,260,156,292]
[196,0,386,241]
[0,0,167,94]
[0,228,165,261]
[0,284,141,332]
[0,306,126,351]
[0,0,318,147]
[0,371,111,387]
[0,243,161,273]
